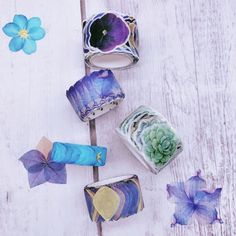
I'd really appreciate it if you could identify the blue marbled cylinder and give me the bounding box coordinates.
[66,69,125,122]
[51,142,107,166]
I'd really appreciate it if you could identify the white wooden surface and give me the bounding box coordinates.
[0,0,235,236]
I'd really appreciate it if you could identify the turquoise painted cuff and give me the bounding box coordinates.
[51,142,107,166]
[66,69,125,122]
[83,12,139,69]
[84,174,144,222]
[116,106,183,174]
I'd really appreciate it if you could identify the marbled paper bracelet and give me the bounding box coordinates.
[116,106,183,174]
[20,137,107,187]
[51,141,106,166]
[83,12,139,69]
[66,69,125,122]
[84,174,144,222]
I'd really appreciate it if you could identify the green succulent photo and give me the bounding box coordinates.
[143,123,180,166]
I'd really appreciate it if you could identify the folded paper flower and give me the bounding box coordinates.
[2,14,45,54]
[66,69,125,122]
[116,105,183,174]
[20,137,107,188]
[19,138,66,188]
[84,175,144,222]
[167,171,223,226]
[83,12,139,69]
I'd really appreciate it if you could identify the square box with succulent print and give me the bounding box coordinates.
[116,106,183,174]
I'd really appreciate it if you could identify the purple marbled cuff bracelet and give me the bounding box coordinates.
[66,69,125,122]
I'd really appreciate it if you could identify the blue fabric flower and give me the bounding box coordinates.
[2,14,45,54]
[167,170,223,226]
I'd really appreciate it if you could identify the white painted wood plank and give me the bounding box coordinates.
[188,1,236,235]
[85,0,236,235]
[0,1,96,235]
[1,0,235,235]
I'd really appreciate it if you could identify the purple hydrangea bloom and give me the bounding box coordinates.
[19,150,67,188]
[167,171,222,226]
[89,13,129,52]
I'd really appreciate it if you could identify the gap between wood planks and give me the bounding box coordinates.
[80,1,103,236]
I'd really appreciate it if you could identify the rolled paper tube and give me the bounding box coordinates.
[84,174,144,222]
[116,106,183,174]
[66,69,125,122]
[83,12,139,69]
[51,142,107,166]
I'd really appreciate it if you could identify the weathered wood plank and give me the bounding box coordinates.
[188,1,236,235]
[0,0,96,235]
[85,0,236,235]
[1,0,235,235]
[80,1,103,235]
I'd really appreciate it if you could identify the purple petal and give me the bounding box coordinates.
[28,169,47,188]
[108,16,129,45]
[102,13,117,26]
[194,188,222,207]
[168,171,223,226]
[167,182,190,203]
[46,165,67,184]
[173,202,195,225]
[20,149,66,187]
[19,150,46,170]
[48,162,66,171]
[185,171,206,200]
[44,166,51,181]
[28,163,45,173]
[194,205,220,224]
[99,35,118,52]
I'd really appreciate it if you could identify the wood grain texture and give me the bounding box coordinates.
[0,0,236,235]
[0,1,96,235]
[85,0,236,235]
[80,1,102,235]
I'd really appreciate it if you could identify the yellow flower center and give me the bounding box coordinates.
[18,29,29,39]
